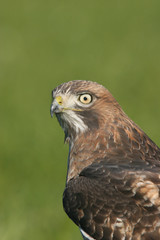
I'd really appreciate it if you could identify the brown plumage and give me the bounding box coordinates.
[50,80,160,240]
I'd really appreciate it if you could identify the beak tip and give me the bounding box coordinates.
[50,104,54,118]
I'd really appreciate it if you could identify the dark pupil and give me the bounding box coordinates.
[83,96,88,101]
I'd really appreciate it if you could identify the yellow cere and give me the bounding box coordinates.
[56,96,63,105]
[55,95,83,112]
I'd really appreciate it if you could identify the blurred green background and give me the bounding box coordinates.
[0,0,160,239]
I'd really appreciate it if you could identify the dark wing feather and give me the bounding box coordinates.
[63,161,160,240]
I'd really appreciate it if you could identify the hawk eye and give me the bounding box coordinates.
[79,94,92,104]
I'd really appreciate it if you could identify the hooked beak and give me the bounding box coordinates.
[50,102,57,117]
[50,95,83,117]
[50,96,63,118]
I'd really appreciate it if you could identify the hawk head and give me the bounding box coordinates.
[50,80,123,141]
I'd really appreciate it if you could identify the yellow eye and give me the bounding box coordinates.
[79,94,92,104]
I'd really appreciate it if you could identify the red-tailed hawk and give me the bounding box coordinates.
[50,80,160,240]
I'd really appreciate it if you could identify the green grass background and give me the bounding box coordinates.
[0,1,160,239]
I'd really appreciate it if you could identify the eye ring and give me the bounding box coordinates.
[79,94,92,104]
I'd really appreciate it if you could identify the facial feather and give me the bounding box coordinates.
[51,80,122,139]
